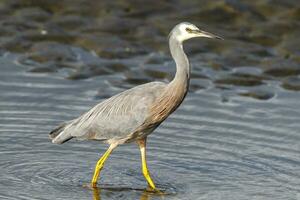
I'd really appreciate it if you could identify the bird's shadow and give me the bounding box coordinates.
[83,184,173,200]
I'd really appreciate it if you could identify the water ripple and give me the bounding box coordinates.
[0,55,300,200]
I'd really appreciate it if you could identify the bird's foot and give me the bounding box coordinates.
[146,185,164,194]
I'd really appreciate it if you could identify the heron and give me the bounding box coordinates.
[49,22,222,190]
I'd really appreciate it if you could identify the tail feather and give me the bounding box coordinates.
[49,123,73,144]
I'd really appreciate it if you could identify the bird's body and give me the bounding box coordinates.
[50,81,167,144]
[49,22,222,190]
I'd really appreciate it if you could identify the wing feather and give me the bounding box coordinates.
[66,82,166,141]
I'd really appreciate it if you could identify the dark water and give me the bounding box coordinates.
[0,0,300,199]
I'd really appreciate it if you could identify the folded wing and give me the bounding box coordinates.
[63,82,167,142]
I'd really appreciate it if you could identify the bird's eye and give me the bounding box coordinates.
[186,28,192,33]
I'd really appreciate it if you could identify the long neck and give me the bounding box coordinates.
[169,37,190,88]
[146,37,190,123]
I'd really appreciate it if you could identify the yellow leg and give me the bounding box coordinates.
[91,144,117,188]
[92,187,100,200]
[137,138,156,189]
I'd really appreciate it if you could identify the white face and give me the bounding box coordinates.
[172,22,221,42]
[174,23,200,42]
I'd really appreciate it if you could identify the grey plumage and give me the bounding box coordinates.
[49,122,73,144]
[49,22,222,146]
[49,124,63,139]
[51,82,166,144]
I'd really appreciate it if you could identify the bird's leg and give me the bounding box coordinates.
[91,143,117,188]
[137,138,156,190]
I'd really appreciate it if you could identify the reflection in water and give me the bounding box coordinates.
[91,186,167,200]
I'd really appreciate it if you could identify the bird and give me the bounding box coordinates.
[49,22,222,190]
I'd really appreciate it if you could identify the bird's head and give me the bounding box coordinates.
[169,22,223,42]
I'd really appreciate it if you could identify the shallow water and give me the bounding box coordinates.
[0,0,300,200]
[1,52,300,199]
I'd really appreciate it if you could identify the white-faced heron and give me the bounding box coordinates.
[49,22,222,189]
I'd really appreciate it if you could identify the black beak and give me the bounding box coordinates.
[192,29,224,40]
